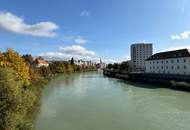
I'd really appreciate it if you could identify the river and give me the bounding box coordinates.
[35,71,190,130]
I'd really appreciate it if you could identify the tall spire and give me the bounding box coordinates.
[100,58,102,64]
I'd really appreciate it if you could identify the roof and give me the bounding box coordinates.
[146,49,190,61]
[35,57,49,64]
[131,43,152,46]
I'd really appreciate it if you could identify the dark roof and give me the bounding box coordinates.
[146,49,190,61]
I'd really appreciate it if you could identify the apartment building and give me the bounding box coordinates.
[131,43,153,71]
[145,49,190,75]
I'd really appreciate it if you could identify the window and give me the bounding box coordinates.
[166,60,168,63]
[157,61,159,64]
[171,60,173,63]
[171,66,174,70]
[166,66,168,69]
[177,59,179,63]
[161,61,163,64]
[184,66,186,69]
[157,66,159,69]
[177,66,180,69]
[184,59,186,62]
[153,61,155,64]
[162,66,164,69]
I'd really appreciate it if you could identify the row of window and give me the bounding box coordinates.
[150,59,186,64]
[149,71,186,74]
[150,65,186,70]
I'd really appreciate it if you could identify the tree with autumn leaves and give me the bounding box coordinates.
[0,49,31,86]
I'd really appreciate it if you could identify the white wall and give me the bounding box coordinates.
[37,63,49,67]
[145,57,190,75]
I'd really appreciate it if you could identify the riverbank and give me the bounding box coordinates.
[103,69,190,91]
[0,49,98,130]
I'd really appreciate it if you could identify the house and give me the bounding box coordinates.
[35,57,49,67]
[74,59,96,66]
[145,49,190,75]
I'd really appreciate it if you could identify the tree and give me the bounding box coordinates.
[107,64,113,69]
[49,61,66,73]
[70,57,74,65]
[22,54,33,65]
[0,52,9,67]
[0,68,33,130]
[113,63,119,70]
[0,67,38,130]
[66,63,73,73]
[120,61,129,71]
[37,66,52,77]
[0,49,31,86]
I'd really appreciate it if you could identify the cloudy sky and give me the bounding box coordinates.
[0,0,190,63]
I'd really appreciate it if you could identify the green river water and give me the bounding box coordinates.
[35,71,190,130]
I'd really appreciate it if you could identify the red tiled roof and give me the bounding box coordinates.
[35,58,48,64]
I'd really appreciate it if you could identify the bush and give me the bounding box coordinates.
[0,68,40,130]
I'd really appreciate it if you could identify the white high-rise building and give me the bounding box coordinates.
[131,43,153,72]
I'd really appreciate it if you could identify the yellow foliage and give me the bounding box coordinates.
[0,49,30,86]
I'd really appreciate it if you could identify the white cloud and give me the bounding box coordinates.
[60,45,95,56]
[171,31,190,40]
[80,11,91,17]
[40,45,96,60]
[0,11,59,37]
[75,36,87,44]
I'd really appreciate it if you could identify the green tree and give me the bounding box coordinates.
[113,63,119,70]
[22,54,34,65]
[119,61,129,71]
[37,66,52,78]
[0,68,33,130]
[49,61,66,73]
[107,64,113,69]
[70,57,74,65]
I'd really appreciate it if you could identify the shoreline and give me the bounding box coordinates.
[103,69,190,92]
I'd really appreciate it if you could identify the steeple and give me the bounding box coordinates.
[100,58,102,64]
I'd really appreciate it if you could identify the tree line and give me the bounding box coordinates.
[106,61,131,72]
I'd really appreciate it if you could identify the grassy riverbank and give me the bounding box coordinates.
[0,49,97,130]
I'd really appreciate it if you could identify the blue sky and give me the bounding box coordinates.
[0,0,190,62]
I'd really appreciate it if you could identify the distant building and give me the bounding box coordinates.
[145,49,190,75]
[96,58,106,69]
[74,59,96,66]
[131,43,153,72]
[35,57,49,67]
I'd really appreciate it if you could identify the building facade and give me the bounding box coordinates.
[131,43,153,72]
[145,49,190,75]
